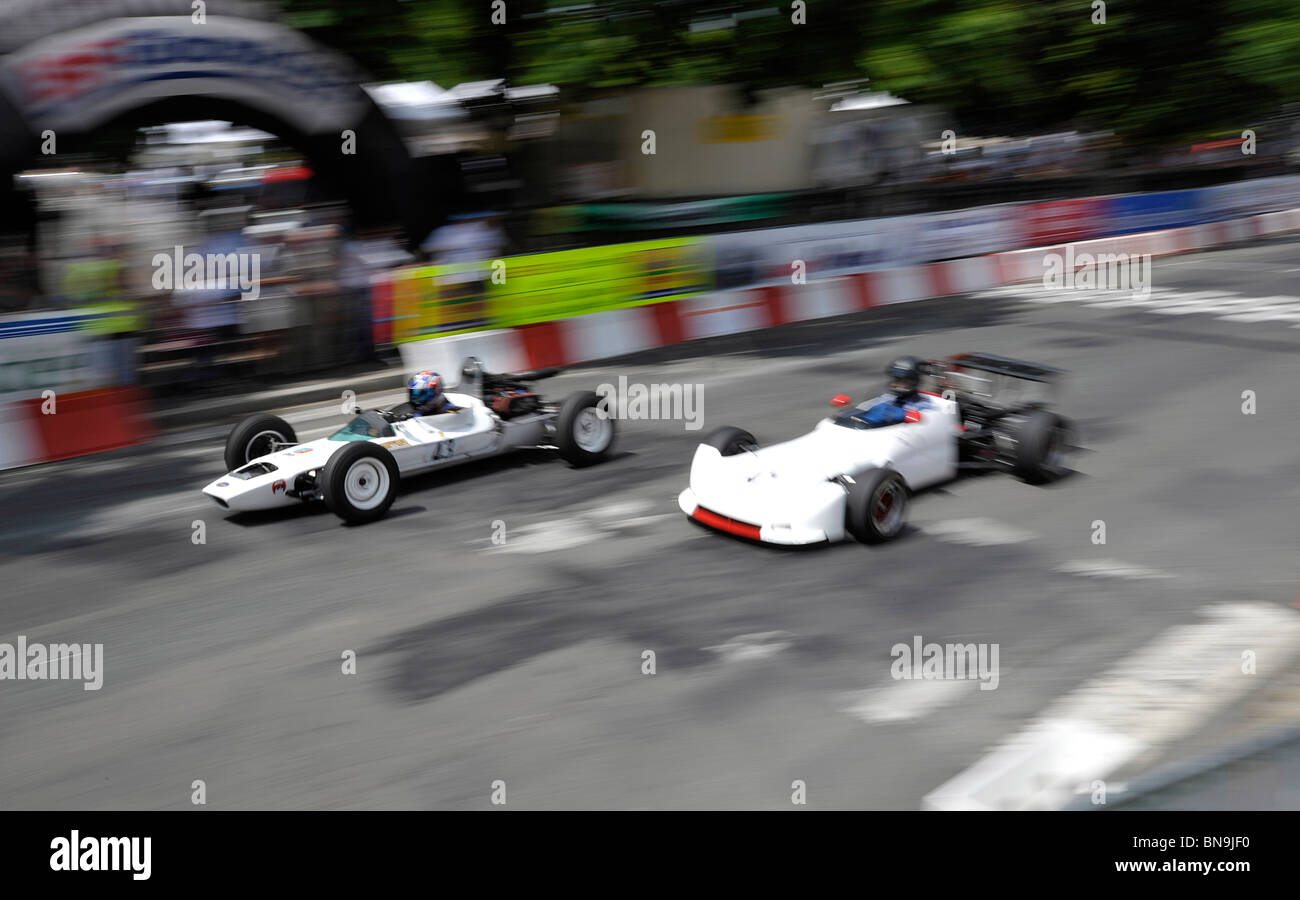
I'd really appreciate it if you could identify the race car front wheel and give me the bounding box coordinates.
[321,442,400,524]
[1012,410,1072,484]
[225,413,298,472]
[702,426,758,456]
[845,468,908,544]
[556,391,616,467]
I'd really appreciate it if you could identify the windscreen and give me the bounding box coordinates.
[328,411,395,441]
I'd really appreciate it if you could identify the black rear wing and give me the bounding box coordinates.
[926,353,1065,406]
[928,353,1065,384]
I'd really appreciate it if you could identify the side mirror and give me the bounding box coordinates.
[904,409,923,423]
[831,394,852,408]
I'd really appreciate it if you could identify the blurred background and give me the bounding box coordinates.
[1,0,1298,404]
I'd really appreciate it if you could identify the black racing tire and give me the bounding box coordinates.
[702,426,757,457]
[224,413,297,471]
[556,390,616,467]
[320,442,400,524]
[1012,409,1072,484]
[844,468,908,544]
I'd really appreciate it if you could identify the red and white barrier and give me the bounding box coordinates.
[403,205,1300,378]
[5,205,1295,471]
[0,387,155,470]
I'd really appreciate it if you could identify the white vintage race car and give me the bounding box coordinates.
[202,358,616,523]
[678,353,1074,545]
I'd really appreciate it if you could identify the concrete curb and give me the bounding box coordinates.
[1064,715,1300,811]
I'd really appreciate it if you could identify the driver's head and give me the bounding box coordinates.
[886,355,923,399]
[408,370,445,413]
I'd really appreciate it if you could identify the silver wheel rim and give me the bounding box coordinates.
[344,459,389,510]
[574,407,613,453]
[244,429,285,462]
[871,480,905,534]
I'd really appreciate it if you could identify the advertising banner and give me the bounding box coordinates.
[386,238,709,341]
[915,204,1026,261]
[1020,198,1107,246]
[1196,176,1300,223]
[707,216,923,289]
[1101,189,1203,236]
[488,238,709,329]
[0,311,103,403]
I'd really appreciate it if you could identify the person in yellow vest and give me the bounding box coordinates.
[67,240,145,386]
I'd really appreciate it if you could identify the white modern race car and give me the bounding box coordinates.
[202,358,616,523]
[678,353,1074,545]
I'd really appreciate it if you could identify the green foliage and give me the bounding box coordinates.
[279,0,1300,144]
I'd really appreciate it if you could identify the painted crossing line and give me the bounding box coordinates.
[979,284,1300,325]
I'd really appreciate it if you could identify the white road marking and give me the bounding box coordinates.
[923,602,1300,810]
[615,514,677,529]
[704,631,793,663]
[998,282,1300,324]
[585,498,656,521]
[1083,289,1184,309]
[495,517,604,554]
[1145,292,1243,314]
[1218,297,1300,322]
[493,498,676,554]
[922,517,1035,546]
[843,677,975,724]
[1056,558,1174,580]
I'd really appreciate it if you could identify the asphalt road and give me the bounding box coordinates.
[2,238,1298,810]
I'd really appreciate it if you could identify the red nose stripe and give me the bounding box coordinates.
[692,506,763,541]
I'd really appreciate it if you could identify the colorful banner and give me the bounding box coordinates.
[373,175,1300,345]
[384,239,709,341]
[490,238,708,328]
[386,264,493,344]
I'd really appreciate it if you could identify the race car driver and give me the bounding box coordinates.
[406,370,462,416]
[849,356,932,427]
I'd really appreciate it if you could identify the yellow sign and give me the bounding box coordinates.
[388,264,492,343]
[698,115,778,143]
[489,238,709,328]
[388,238,709,342]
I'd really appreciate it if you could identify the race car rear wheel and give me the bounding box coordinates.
[1012,410,1072,484]
[556,391,616,466]
[845,468,908,544]
[702,426,757,456]
[321,442,400,524]
[225,413,297,472]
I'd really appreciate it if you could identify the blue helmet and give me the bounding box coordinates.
[408,370,445,411]
[886,356,923,398]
